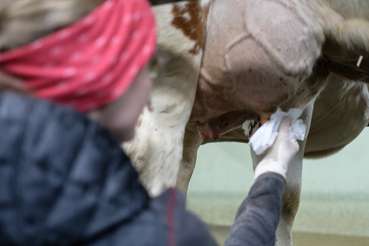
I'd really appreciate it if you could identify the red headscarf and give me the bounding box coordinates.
[0,0,156,112]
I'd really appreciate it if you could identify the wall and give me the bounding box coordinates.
[188,129,369,238]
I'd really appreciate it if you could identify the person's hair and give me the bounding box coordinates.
[0,0,102,91]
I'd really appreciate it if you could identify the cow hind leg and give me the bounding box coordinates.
[251,102,314,246]
[176,124,202,194]
[278,102,314,246]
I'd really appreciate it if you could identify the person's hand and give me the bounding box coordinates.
[254,117,300,179]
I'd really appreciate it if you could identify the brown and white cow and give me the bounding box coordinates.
[125,1,369,245]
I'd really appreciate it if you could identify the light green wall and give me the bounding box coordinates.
[188,129,369,237]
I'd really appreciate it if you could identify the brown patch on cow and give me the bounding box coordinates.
[282,190,301,223]
[171,2,205,54]
[259,113,271,124]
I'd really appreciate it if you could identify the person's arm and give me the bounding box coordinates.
[225,173,285,246]
[225,118,300,246]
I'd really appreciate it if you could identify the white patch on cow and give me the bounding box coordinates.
[154,3,198,56]
[361,84,369,119]
[323,0,369,19]
[200,0,211,9]
[357,55,364,67]
[123,3,204,196]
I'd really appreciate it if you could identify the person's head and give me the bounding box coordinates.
[0,0,157,142]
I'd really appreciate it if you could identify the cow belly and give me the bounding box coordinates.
[204,75,369,158]
[191,0,325,123]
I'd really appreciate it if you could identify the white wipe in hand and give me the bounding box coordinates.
[244,108,306,155]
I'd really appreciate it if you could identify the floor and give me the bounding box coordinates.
[210,225,369,246]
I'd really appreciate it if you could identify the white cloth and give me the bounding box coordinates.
[243,108,306,155]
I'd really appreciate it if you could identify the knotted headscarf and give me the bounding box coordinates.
[0,0,156,112]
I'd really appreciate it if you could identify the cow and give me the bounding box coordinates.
[0,0,368,245]
[124,1,369,246]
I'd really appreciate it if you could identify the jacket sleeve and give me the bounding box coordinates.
[224,173,286,246]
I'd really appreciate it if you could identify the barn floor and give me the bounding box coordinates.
[210,225,369,246]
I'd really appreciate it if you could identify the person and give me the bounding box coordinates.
[0,0,301,245]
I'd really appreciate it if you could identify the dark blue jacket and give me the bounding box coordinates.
[0,92,285,246]
[0,92,216,246]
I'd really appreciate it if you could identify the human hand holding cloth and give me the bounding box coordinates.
[243,109,307,179]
